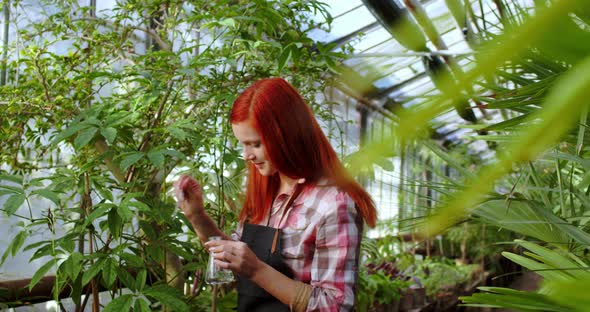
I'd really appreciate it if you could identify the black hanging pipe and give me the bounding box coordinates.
[423,55,477,122]
[362,0,428,52]
[363,0,478,123]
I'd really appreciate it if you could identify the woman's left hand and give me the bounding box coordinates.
[205,239,263,279]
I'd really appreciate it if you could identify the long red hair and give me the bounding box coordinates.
[230,77,377,227]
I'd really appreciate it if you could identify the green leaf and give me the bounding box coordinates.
[375,158,395,172]
[278,46,292,72]
[102,258,117,288]
[531,202,590,247]
[517,240,588,275]
[134,298,151,312]
[103,294,133,312]
[100,127,117,144]
[1,230,27,266]
[82,258,105,286]
[28,244,61,262]
[115,266,135,290]
[71,274,83,305]
[475,200,568,246]
[139,220,157,240]
[0,174,24,185]
[51,123,85,146]
[86,203,114,224]
[168,127,187,141]
[0,189,18,196]
[31,189,60,206]
[219,18,236,28]
[120,153,144,170]
[120,252,144,268]
[11,230,27,257]
[127,200,150,212]
[108,207,123,239]
[29,259,57,291]
[62,252,83,280]
[222,151,237,166]
[502,252,567,281]
[0,185,23,194]
[4,194,25,215]
[145,245,164,263]
[75,71,119,80]
[162,149,185,160]
[23,240,49,252]
[136,269,147,291]
[105,111,134,127]
[117,204,133,221]
[59,235,76,254]
[545,278,590,310]
[143,284,189,312]
[95,184,114,202]
[74,127,98,149]
[461,286,572,312]
[147,150,165,168]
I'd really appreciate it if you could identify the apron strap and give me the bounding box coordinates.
[270,184,303,254]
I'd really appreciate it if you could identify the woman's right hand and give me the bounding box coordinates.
[174,175,205,220]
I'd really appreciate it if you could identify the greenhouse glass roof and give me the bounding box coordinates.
[308,0,507,160]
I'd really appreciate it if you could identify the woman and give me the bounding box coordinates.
[176,77,377,311]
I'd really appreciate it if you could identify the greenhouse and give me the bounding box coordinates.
[1,0,589,311]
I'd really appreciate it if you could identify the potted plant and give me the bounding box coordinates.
[356,260,413,312]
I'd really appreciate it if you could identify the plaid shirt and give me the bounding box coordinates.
[236,181,363,311]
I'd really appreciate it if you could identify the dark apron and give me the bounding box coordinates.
[237,186,303,312]
[237,223,292,311]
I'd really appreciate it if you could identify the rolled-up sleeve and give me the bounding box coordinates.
[307,192,362,312]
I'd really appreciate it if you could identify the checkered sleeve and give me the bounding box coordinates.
[306,191,362,312]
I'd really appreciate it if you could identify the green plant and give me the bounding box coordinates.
[461,239,590,312]
[413,259,479,297]
[356,267,411,312]
[348,0,590,308]
[0,0,346,309]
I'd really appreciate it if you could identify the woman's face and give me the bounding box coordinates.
[232,122,277,176]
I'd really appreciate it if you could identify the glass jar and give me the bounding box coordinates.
[205,236,235,285]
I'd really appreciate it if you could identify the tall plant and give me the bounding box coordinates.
[0,0,344,310]
[331,2,590,309]
[457,1,590,309]
[350,0,590,309]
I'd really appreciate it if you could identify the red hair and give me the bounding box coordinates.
[230,77,377,227]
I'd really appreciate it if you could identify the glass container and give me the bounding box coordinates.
[205,236,235,285]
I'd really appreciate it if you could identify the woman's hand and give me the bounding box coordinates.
[174,175,205,220]
[205,239,263,279]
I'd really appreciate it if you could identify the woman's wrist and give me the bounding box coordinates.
[245,256,311,309]
[184,208,208,226]
[248,257,267,281]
